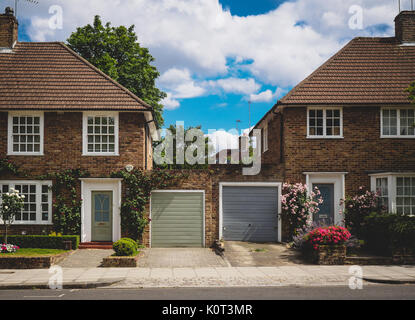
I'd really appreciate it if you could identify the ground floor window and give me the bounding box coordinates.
[370,174,415,215]
[0,181,52,224]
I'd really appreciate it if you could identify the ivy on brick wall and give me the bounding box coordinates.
[39,169,89,236]
[111,168,188,241]
[0,158,21,176]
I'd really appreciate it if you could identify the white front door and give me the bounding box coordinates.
[305,173,346,226]
[80,178,122,243]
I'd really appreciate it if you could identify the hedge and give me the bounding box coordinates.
[362,213,415,255]
[6,235,80,250]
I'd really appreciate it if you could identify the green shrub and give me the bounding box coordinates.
[362,213,415,255]
[113,239,137,256]
[118,238,138,251]
[7,235,79,250]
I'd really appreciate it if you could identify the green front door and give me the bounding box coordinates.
[91,191,113,242]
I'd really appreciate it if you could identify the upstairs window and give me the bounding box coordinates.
[82,112,119,156]
[8,112,44,155]
[382,108,415,137]
[307,107,342,138]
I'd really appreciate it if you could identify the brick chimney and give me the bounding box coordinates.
[0,7,18,49]
[395,11,415,43]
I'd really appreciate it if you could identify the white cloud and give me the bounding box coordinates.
[19,0,397,104]
[161,93,180,110]
[159,68,205,99]
[249,87,288,103]
[208,78,260,95]
[249,89,274,103]
[206,129,240,152]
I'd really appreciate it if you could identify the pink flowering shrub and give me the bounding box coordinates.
[340,187,384,237]
[0,244,19,253]
[281,183,323,239]
[304,226,351,251]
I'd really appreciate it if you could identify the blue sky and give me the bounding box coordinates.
[6,0,397,147]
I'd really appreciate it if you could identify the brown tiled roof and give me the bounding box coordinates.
[0,42,152,111]
[280,37,415,105]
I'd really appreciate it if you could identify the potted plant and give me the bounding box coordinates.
[303,226,351,265]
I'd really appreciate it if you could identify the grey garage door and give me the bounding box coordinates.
[151,192,204,247]
[222,186,278,242]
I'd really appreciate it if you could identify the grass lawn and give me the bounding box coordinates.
[0,248,68,256]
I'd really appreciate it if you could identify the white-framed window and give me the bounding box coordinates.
[370,173,415,215]
[82,112,119,156]
[396,177,415,215]
[0,181,52,224]
[381,108,415,138]
[7,112,44,155]
[375,177,389,211]
[307,107,343,138]
[262,124,268,153]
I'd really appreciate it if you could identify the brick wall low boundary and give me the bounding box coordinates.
[0,250,72,269]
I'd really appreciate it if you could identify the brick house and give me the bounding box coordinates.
[251,10,415,231]
[0,8,156,244]
[1,7,415,249]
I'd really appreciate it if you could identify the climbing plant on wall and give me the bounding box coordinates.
[111,168,188,241]
[39,169,89,236]
[0,158,21,176]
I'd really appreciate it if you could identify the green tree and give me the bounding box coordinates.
[408,81,415,103]
[67,15,166,126]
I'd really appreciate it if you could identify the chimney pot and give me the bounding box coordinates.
[5,7,14,16]
[0,7,18,49]
[395,11,415,43]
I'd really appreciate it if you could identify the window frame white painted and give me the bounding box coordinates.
[380,107,415,138]
[219,182,282,242]
[82,111,120,156]
[7,111,44,156]
[80,178,122,242]
[370,172,415,214]
[306,107,343,139]
[304,172,347,226]
[0,180,52,225]
[262,124,268,153]
[149,190,206,248]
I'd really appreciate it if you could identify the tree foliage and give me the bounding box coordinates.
[67,15,166,126]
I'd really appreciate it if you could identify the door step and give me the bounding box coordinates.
[79,242,113,249]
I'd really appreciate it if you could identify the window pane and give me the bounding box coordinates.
[309,109,324,136]
[383,109,398,136]
[86,115,117,154]
[10,115,42,154]
[396,177,415,215]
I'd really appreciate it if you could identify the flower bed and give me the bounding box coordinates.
[1,244,19,253]
[0,249,71,269]
[303,226,351,265]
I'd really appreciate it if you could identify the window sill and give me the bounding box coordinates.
[380,136,415,139]
[306,136,344,139]
[7,153,44,156]
[82,153,120,157]
[12,222,52,225]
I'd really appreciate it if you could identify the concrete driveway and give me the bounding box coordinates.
[223,241,306,267]
[138,248,228,268]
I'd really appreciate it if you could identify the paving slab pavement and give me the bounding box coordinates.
[0,265,414,289]
[58,249,114,268]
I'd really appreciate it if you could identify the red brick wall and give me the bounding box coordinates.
[0,111,148,237]
[0,13,18,48]
[0,111,147,177]
[395,11,415,43]
[282,106,415,195]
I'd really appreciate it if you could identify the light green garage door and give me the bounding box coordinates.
[151,192,204,248]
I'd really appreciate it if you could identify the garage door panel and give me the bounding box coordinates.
[151,192,204,248]
[223,186,278,242]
